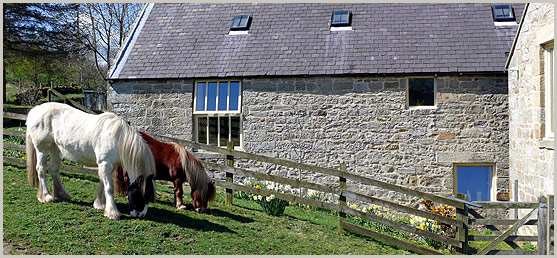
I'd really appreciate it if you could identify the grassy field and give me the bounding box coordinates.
[3,162,413,255]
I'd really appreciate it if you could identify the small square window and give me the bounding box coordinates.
[407,77,436,108]
[492,5,515,22]
[454,165,494,202]
[331,10,351,27]
[230,15,251,31]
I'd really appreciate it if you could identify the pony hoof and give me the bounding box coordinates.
[93,199,105,210]
[104,210,121,220]
[38,194,55,203]
[55,192,71,201]
[177,204,187,210]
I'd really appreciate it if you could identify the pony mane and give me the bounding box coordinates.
[97,113,156,199]
[170,143,215,202]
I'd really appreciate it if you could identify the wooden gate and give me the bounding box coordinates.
[457,196,554,255]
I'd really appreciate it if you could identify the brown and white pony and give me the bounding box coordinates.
[114,132,216,213]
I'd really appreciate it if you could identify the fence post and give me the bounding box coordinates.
[225,141,234,206]
[338,163,347,232]
[455,194,469,255]
[538,195,548,255]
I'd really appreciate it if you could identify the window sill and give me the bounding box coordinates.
[330,26,352,31]
[493,21,517,26]
[407,106,437,110]
[540,139,554,150]
[228,30,248,35]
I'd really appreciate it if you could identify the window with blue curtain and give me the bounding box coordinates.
[456,165,492,201]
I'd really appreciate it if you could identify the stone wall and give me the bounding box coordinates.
[108,79,194,141]
[507,3,554,203]
[108,74,509,206]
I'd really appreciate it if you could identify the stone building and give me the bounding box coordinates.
[506,3,554,203]
[108,3,524,202]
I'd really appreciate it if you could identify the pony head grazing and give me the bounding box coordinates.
[127,174,155,218]
[192,180,216,213]
[171,143,216,213]
[114,118,157,218]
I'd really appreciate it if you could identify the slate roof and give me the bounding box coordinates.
[111,3,524,80]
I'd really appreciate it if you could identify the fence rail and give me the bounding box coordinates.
[154,134,467,209]
[3,110,553,255]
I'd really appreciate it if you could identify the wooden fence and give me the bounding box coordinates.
[3,109,554,255]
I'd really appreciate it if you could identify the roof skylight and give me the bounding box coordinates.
[492,5,515,22]
[230,15,251,31]
[331,10,351,27]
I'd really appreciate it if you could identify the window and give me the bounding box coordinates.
[491,5,515,22]
[454,164,494,202]
[331,10,351,27]
[194,81,242,149]
[230,15,251,31]
[544,43,554,140]
[407,77,436,108]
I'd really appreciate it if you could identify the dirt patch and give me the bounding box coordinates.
[3,241,40,255]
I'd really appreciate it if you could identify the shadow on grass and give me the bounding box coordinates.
[67,199,93,207]
[209,208,255,224]
[145,206,236,234]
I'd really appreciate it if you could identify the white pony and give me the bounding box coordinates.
[26,102,156,220]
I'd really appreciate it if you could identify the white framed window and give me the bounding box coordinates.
[193,80,242,149]
[544,43,554,140]
[406,77,437,109]
[453,163,496,202]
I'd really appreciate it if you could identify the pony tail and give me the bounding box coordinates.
[112,165,128,196]
[26,132,38,188]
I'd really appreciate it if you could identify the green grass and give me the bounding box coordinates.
[468,229,538,252]
[3,103,34,109]
[3,162,413,255]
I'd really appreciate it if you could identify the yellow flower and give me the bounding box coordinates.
[255,185,261,189]
[22,156,26,160]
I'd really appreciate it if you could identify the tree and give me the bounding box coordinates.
[3,3,83,102]
[77,3,143,80]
